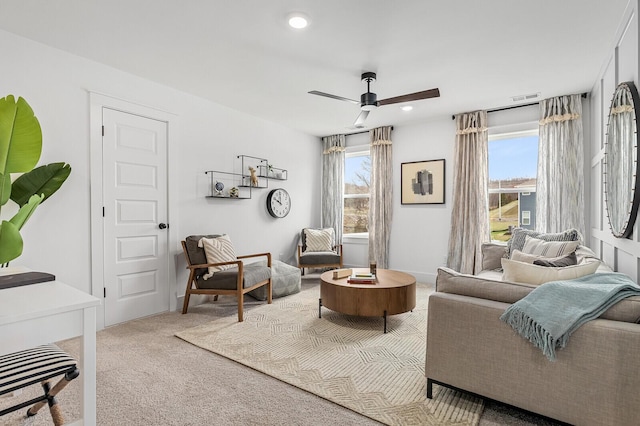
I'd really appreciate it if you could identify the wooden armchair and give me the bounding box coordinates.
[297,228,343,275]
[181,234,272,321]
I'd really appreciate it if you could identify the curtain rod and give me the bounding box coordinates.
[451,92,588,120]
[341,126,394,137]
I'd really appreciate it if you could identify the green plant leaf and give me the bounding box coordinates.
[10,194,43,230]
[0,172,11,206]
[11,162,71,207]
[0,95,42,175]
[0,221,23,264]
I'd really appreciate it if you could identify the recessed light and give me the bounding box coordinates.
[401,105,413,112]
[287,13,310,29]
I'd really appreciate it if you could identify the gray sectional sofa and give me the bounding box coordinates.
[425,244,640,425]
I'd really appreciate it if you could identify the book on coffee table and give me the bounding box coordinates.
[347,273,376,284]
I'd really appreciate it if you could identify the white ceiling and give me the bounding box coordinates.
[0,1,630,136]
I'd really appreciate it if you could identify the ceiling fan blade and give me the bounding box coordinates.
[377,88,440,106]
[354,110,370,127]
[308,90,360,105]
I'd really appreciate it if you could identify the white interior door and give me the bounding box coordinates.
[102,108,169,326]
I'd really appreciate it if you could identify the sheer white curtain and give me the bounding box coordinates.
[536,94,584,235]
[368,126,393,268]
[321,134,345,244]
[447,111,490,274]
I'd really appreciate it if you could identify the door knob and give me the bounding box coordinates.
[158,223,168,229]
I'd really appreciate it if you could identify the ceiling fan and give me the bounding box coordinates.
[309,72,440,128]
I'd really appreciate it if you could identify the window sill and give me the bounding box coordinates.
[343,233,369,244]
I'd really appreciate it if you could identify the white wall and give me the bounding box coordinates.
[388,118,456,283]
[589,1,640,281]
[340,120,456,284]
[0,30,320,313]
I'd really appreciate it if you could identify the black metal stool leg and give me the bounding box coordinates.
[383,310,387,333]
[318,298,322,318]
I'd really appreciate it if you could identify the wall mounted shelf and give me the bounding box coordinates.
[205,170,251,199]
[237,155,269,188]
[204,155,288,199]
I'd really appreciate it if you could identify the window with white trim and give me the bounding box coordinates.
[343,147,370,236]
[488,129,539,240]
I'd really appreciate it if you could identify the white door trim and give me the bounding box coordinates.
[89,92,180,330]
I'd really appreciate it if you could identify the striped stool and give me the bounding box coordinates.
[0,344,79,425]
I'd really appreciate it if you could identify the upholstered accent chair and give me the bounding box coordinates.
[181,234,272,321]
[297,228,343,275]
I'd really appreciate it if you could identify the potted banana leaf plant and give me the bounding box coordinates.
[0,95,71,266]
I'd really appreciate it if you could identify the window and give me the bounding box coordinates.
[488,130,538,241]
[343,147,370,236]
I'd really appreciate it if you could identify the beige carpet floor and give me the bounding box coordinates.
[176,282,482,426]
[0,275,561,426]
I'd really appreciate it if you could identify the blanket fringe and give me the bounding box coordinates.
[500,307,559,361]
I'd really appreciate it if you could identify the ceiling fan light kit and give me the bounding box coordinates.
[309,71,439,127]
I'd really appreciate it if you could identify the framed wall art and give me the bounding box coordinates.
[401,159,445,204]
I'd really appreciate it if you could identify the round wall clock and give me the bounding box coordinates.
[267,188,291,218]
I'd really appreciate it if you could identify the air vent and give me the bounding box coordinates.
[511,92,540,102]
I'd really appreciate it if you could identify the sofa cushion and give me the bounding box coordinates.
[501,258,599,285]
[481,243,506,271]
[507,228,581,258]
[521,236,580,258]
[437,267,535,303]
[511,249,577,265]
[534,252,578,267]
[436,267,640,323]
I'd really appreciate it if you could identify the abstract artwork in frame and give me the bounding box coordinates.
[401,159,445,204]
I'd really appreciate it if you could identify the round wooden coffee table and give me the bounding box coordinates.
[319,268,416,333]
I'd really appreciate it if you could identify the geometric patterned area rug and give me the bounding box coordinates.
[176,283,484,426]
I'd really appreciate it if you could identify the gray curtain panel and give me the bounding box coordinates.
[368,126,393,268]
[321,134,345,244]
[537,94,584,236]
[447,111,490,274]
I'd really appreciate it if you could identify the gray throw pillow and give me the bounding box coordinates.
[507,228,581,258]
[533,252,578,267]
[481,243,507,271]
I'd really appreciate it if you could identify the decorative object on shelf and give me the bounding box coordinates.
[0,95,72,266]
[604,81,640,238]
[214,181,224,195]
[229,187,239,198]
[266,188,291,218]
[268,164,274,177]
[248,166,259,187]
[401,159,445,204]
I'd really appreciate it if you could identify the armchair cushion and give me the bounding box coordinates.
[196,263,271,290]
[299,251,341,265]
[303,228,335,252]
[198,235,237,278]
[184,234,223,277]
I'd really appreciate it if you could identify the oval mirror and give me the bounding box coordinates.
[604,81,640,238]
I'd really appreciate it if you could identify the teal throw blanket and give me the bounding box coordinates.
[500,272,640,361]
